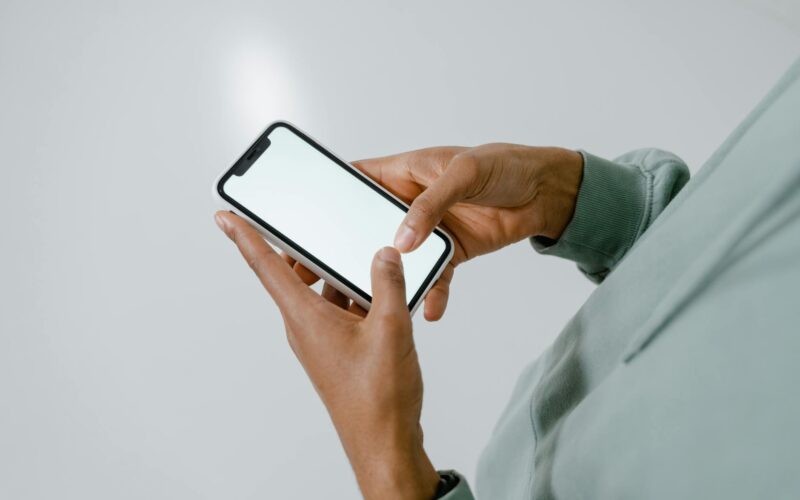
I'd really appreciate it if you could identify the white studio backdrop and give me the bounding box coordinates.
[1,0,798,498]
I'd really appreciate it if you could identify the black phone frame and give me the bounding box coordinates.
[216,121,453,312]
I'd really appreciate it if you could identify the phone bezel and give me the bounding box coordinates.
[216,121,453,312]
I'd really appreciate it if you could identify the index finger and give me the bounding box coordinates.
[353,147,467,191]
[351,152,413,185]
[215,211,321,316]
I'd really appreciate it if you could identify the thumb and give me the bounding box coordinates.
[393,156,474,252]
[368,247,409,320]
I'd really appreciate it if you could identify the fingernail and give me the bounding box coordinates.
[214,213,228,232]
[394,224,416,252]
[378,246,402,267]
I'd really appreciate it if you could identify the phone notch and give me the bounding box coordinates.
[233,137,271,176]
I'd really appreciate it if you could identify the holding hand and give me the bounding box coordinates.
[215,212,440,500]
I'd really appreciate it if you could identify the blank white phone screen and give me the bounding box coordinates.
[222,125,449,305]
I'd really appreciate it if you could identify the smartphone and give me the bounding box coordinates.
[214,121,454,316]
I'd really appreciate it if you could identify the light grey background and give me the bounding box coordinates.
[1,1,798,498]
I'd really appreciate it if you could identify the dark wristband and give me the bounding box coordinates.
[432,471,460,498]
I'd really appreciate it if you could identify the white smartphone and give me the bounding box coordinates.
[214,121,454,316]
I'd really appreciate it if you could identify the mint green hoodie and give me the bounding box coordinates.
[442,57,800,499]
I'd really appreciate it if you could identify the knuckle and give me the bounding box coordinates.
[228,225,242,244]
[383,266,406,288]
[410,196,436,223]
[376,309,409,328]
[453,151,492,198]
[431,147,465,175]
[451,152,480,177]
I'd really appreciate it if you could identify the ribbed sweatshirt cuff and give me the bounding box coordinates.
[531,150,647,282]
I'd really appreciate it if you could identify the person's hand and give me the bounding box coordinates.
[353,144,583,321]
[215,211,440,500]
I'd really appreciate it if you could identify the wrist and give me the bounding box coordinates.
[344,423,439,500]
[534,148,583,240]
[361,447,439,500]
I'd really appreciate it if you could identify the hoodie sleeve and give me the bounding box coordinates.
[532,149,689,283]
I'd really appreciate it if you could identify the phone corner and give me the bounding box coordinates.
[438,229,456,265]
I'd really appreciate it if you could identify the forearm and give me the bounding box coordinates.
[336,417,440,499]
